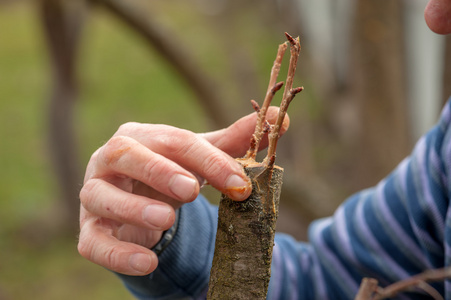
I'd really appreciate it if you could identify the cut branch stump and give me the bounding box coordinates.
[207,164,283,299]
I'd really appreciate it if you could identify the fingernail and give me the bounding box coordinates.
[169,174,197,201]
[143,205,171,228]
[129,253,152,273]
[225,174,251,200]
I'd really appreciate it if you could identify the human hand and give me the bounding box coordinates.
[77,107,290,275]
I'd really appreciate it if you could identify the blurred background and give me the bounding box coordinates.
[0,0,450,298]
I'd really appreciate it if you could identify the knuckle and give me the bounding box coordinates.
[87,148,100,169]
[79,179,100,211]
[113,195,137,222]
[77,228,92,259]
[104,244,121,270]
[101,136,133,166]
[142,155,177,186]
[141,158,165,184]
[117,122,140,135]
[201,152,230,179]
[162,128,197,155]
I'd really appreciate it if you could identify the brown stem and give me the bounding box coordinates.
[264,33,301,167]
[374,268,451,299]
[280,33,301,107]
[245,43,287,159]
[355,267,451,300]
[265,87,303,167]
[354,278,378,300]
[415,282,444,300]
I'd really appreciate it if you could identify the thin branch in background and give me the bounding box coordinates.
[355,267,451,300]
[354,278,378,300]
[91,0,231,129]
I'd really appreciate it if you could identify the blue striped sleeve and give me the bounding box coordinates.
[268,99,451,299]
[310,101,450,298]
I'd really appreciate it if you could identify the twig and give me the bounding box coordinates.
[280,32,301,104]
[245,43,287,159]
[415,281,444,300]
[264,33,302,167]
[355,267,451,300]
[354,278,378,300]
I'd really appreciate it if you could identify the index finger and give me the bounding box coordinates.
[113,123,252,200]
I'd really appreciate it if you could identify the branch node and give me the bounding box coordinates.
[272,81,284,94]
[244,41,288,160]
[250,99,260,113]
[264,33,302,166]
[263,121,272,134]
[290,86,304,95]
[285,32,297,46]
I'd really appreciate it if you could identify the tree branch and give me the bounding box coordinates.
[245,42,287,159]
[91,0,231,128]
[264,33,302,167]
[355,267,451,300]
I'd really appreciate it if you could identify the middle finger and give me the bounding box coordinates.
[80,178,176,231]
[95,135,200,203]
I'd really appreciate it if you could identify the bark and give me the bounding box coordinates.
[207,163,283,300]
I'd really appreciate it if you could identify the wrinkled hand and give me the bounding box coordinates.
[78,107,289,276]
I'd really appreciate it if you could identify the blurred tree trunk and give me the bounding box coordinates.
[348,0,410,186]
[443,35,451,104]
[40,0,85,233]
[203,0,262,116]
[275,0,411,223]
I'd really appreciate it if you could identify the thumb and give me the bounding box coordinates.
[200,106,290,158]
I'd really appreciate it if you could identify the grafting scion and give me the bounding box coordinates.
[207,33,303,300]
